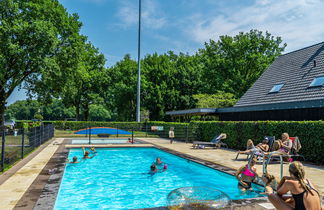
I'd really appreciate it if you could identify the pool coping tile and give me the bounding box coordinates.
[19,139,272,210]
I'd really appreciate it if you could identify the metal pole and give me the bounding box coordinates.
[89,127,91,144]
[1,129,5,171]
[132,127,134,144]
[136,0,141,122]
[186,126,189,143]
[21,129,25,159]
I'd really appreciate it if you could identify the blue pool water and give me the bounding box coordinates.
[74,127,131,135]
[71,139,141,144]
[54,148,264,209]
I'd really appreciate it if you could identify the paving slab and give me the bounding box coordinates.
[139,138,324,196]
[0,138,64,210]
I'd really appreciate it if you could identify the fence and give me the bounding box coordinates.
[0,124,54,172]
[71,124,198,144]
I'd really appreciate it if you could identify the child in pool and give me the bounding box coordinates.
[69,156,79,164]
[261,172,275,194]
[235,158,258,190]
[82,147,96,159]
[153,157,167,172]
[90,147,97,153]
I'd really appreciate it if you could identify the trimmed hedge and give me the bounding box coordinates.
[16,120,324,163]
[190,121,324,164]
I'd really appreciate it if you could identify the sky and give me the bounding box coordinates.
[7,0,324,105]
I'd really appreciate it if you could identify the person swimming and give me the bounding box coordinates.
[82,147,96,159]
[69,156,79,164]
[235,158,258,190]
[153,157,167,172]
[90,147,97,153]
[261,172,275,194]
[150,164,157,173]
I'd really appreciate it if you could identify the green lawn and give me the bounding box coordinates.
[54,129,160,138]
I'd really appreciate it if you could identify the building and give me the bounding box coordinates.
[167,42,324,121]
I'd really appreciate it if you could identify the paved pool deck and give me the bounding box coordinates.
[0,138,63,210]
[0,137,323,210]
[138,138,324,196]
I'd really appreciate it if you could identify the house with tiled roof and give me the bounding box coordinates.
[167,42,324,121]
[218,41,324,120]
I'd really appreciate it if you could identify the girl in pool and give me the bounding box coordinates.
[82,147,96,159]
[69,156,79,164]
[150,164,157,173]
[235,158,258,190]
[90,147,97,153]
[261,172,276,194]
[153,157,167,172]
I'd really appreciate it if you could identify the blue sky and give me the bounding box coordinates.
[7,0,324,105]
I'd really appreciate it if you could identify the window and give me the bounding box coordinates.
[309,76,324,87]
[269,84,284,93]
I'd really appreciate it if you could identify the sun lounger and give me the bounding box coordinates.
[192,133,227,149]
[235,136,275,160]
[266,136,305,162]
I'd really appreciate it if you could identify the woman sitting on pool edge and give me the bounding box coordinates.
[268,161,321,210]
[152,157,167,172]
[235,158,258,190]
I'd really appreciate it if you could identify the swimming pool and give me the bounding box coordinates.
[71,139,141,144]
[54,148,264,209]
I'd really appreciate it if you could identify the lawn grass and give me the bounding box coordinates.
[54,129,160,138]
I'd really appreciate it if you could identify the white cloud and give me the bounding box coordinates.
[116,0,166,29]
[187,0,324,52]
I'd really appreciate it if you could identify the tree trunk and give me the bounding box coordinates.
[76,105,80,121]
[83,104,89,121]
[0,94,6,127]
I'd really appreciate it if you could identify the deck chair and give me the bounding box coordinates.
[267,136,305,162]
[192,133,227,149]
[235,136,275,160]
[289,137,305,161]
[267,136,305,164]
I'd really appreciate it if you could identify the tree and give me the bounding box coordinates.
[193,91,238,108]
[106,55,138,121]
[5,99,75,120]
[89,104,111,121]
[141,52,202,120]
[34,112,43,120]
[5,100,40,120]
[58,41,107,121]
[0,0,82,125]
[198,29,286,98]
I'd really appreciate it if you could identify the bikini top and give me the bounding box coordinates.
[242,165,255,177]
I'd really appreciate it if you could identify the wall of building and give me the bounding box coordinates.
[219,107,324,121]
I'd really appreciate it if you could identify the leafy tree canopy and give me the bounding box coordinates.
[198,29,286,98]
[193,91,238,108]
[0,0,83,124]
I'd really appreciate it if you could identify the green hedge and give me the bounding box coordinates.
[190,121,324,164]
[16,120,324,163]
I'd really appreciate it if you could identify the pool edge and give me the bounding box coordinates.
[16,139,270,210]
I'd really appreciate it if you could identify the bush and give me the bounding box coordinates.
[15,120,324,164]
[190,121,324,164]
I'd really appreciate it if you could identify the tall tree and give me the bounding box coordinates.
[106,55,137,121]
[142,52,202,120]
[198,29,286,98]
[59,41,107,120]
[0,0,82,125]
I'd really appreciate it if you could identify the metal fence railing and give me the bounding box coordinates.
[0,124,54,172]
[70,124,198,144]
